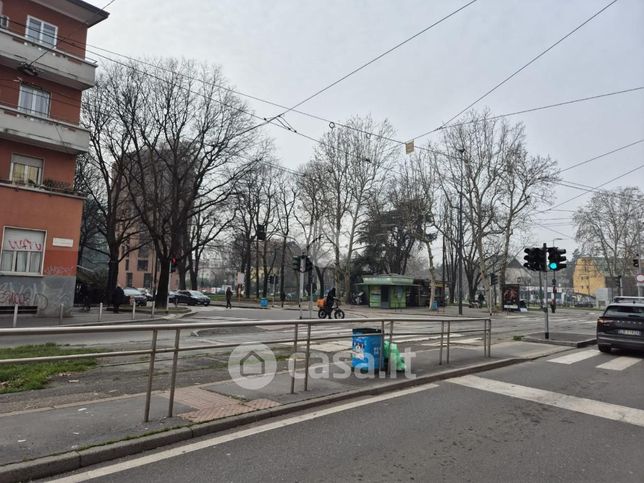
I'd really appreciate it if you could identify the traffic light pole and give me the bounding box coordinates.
[543,244,549,340]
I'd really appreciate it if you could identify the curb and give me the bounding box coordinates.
[0,357,522,482]
[521,337,597,348]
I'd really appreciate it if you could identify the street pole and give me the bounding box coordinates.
[441,234,446,313]
[543,243,549,340]
[458,150,464,316]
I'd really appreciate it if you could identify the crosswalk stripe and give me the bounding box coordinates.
[449,375,644,428]
[596,357,642,371]
[547,350,599,365]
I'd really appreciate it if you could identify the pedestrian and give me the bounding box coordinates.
[113,285,124,313]
[477,292,485,308]
[225,287,233,309]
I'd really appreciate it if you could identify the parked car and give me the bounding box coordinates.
[137,288,155,301]
[174,290,211,306]
[596,301,644,353]
[123,287,147,307]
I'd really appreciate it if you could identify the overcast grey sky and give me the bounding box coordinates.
[87,0,644,251]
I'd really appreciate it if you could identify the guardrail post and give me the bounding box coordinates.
[131,300,136,320]
[446,320,451,364]
[379,320,385,377]
[388,321,394,375]
[487,319,492,357]
[168,329,181,417]
[13,304,18,328]
[290,323,299,394]
[439,320,444,365]
[304,323,312,391]
[58,303,64,324]
[98,302,103,322]
[151,303,155,318]
[144,329,158,422]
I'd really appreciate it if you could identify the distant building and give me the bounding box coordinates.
[0,0,108,314]
[572,257,634,305]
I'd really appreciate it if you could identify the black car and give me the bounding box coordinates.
[597,302,644,353]
[174,290,211,306]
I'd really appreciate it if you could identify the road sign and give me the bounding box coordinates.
[637,274,644,283]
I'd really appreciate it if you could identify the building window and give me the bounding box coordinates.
[138,244,149,258]
[137,259,148,272]
[0,227,45,274]
[18,84,51,117]
[125,259,130,271]
[143,273,153,288]
[10,154,43,185]
[126,272,133,287]
[25,16,57,48]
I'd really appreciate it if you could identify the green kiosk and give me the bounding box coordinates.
[359,275,416,309]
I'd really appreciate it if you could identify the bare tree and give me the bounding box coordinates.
[573,187,643,289]
[101,58,258,307]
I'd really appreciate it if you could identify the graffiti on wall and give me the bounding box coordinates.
[0,276,76,316]
[6,239,44,251]
[44,265,75,276]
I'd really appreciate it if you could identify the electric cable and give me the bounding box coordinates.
[411,0,619,140]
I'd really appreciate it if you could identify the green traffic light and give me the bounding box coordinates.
[549,262,558,270]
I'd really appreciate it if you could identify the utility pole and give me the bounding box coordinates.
[299,252,305,320]
[543,243,549,340]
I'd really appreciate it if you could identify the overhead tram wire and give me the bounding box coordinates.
[410,0,619,141]
[540,163,644,213]
[559,138,644,173]
[429,87,644,131]
[10,17,641,164]
[269,0,478,120]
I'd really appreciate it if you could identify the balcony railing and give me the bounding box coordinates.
[0,103,90,154]
[0,27,97,89]
[0,177,84,198]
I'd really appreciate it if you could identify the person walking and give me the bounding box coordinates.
[225,287,233,309]
[113,285,124,313]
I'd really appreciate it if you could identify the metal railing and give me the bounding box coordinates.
[0,316,492,422]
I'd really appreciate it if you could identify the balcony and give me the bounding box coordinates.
[0,26,97,90]
[0,104,89,154]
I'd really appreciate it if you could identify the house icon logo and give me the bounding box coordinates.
[228,343,277,390]
[240,350,266,377]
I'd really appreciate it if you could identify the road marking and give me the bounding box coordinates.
[449,375,644,428]
[596,356,642,371]
[51,383,440,482]
[547,349,599,365]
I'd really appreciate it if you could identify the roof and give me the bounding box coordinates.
[360,274,415,286]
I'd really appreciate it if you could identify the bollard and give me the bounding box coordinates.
[132,300,136,320]
[151,303,155,318]
[13,304,18,328]
[98,302,103,322]
[58,303,64,324]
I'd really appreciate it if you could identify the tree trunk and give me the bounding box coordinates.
[155,260,170,308]
[426,241,436,310]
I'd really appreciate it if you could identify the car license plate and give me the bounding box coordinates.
[617,329,641,336]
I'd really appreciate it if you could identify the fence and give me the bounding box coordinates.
[0,316,492,422]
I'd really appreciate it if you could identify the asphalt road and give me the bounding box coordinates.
[0,307,599,349]
[50,346,644,482]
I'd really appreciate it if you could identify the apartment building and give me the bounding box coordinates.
[0,0,108,314]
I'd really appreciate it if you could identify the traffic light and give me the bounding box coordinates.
[634,256,640,268]
[170,257,177,273]
[292,255,302,272]
[547,247,567,271]
[256,224,266,241]
[523,246,546,271]
[490,273,498,285]
[305,256,313,272]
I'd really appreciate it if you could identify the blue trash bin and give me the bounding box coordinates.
[352,328,382,371]
[259,298,269,309]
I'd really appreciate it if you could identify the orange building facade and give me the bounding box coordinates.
[0,0,107,314]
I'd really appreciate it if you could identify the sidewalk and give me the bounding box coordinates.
[0,339,570,481]
[0,307,193,329]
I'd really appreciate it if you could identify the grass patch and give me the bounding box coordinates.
[512,335,524,341]
[0,343,97,394]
